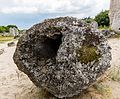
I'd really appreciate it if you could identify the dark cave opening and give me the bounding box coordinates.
[34,34,63,59]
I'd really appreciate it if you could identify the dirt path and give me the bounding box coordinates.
[0,38,120,99]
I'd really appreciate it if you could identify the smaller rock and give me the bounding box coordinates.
[0,48,4,55]
[8,42,15,47]
[101,30,115,38]
[14,35,20,39]
[9,27,19,37]
[90,21,98,29]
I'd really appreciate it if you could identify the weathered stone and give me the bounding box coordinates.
[13,17,111,98]
[109,0,120,32]
[100,29,115,38]
[8,42,15,47]
[9,27,19,37]
[90,21,98,29]
[0,48,4,55]
[111,11,120,33]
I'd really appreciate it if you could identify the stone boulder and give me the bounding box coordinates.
[111,11,120,33]
[0,48,4,55]
[101,29,115,38]
[8,42,15,47]
[13,17,111,98]
[90,21,98,29]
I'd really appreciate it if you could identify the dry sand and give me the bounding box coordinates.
[0,38,120,99]
[0,42,40,99]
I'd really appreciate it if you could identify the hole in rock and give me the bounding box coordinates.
[34,34,63,59]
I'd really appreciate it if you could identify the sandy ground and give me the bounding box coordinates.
[108,38,120,67]
[107,38,120,99]
[0,38,120,99]
[0,42,40,99]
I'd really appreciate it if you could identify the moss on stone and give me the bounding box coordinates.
[76,45,101,64]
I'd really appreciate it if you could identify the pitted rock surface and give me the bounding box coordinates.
[13,17,111,98]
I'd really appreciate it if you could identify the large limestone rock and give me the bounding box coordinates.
[90,21,98,29]
[111,11,120,32]
[9,27,19,36]
[13,17,111,98]
[109,0,120,32]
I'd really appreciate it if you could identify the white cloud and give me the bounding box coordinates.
[1,7,38,14]
[0,0,110,17]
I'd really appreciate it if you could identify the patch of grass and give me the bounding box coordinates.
[92,82,112,99]
[110,33,120,38]
[98,26,109,30]
[0,36,14,43]
[108,67,120,82]
[76,45,101,64]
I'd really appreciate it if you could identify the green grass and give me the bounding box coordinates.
[76,45,101,64]
[98,26,109,30]
[93,83,112,96]
[108,67,120,82]
[98,26,120,38]
[110,33,120,38]
[0,36,14,43]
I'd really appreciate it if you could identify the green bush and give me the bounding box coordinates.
[7,25,18,29]
[95,10,110,27]
[0,25,18,33]
[82,17,94,23]
[0,26,8,33]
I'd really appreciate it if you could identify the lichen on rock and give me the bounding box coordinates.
[13,17,111,98]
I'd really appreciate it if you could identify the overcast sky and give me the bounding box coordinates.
[0,0,110,29]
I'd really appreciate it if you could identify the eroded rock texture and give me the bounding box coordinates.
[13,17,111,98]
[109,0,120,32]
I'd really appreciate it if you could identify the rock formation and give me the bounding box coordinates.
[90,21,98,29]
[9,27,19,37]
[8,42,15,47]
[109,0,120,32]
[13,17,111,98]
[0,48,4,55]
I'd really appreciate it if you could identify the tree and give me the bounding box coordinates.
[0,26,7,33]
[7,25,18,29]
[82,17,94,23]
[0,25,18,33]
[94,10,110,27]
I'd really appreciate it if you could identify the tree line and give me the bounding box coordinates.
[82,10,109,28]
[0,10,109,33]
[0,25,18,33]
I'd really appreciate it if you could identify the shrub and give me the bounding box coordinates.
[95,10,110,27]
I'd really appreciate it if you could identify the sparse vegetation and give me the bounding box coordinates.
[92,82,112,99]
[110,33,120,38]
[82,10,110,29]
[95,10,110,27]
[98,25,109,30]
[0,36,14,43]
[76,45,101,64]
[108,67,120,82]
[82,17,94,23]
[0,25,18,33]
